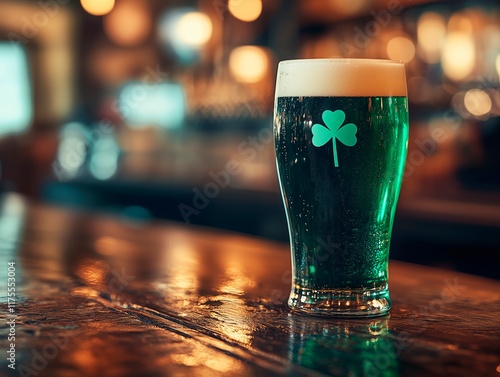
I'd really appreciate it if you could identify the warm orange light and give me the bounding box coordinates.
[75,260,107,285]
[174,12,212,47]
[330,0,369,15]
[103,0,151,46]
[95,236,135,255]
[387,36,415,63]
[229,46,268,83]
[228,0,262,22]
[496,54,500,81]
[448,12,473,34]
[417,12,446,64]
[442,32,475,81]
[81,0,115,16]
[464,89,492,117]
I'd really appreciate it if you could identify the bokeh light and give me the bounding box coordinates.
[329,0,369,16]
[464,89,492,117]
[448,12,473,34]
[118,82,186,129]
[0,43,32,136]
[386,36,415,63]
[228,0,262,22]
[90,136,119,180]
[174,12,212,47]
[496,54,500,81]
[229,46,269,83]
[103,0,151,46]
[158,8,212,65]
[417,12,446,64]
[56,122,88,179]
[451,91,467,117]
[81,0,115,16]
[442,32,475,81]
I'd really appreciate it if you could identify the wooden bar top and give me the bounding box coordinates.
[0,193,499,377]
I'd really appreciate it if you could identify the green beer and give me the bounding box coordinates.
[274,59,408,316]
[287,317,397,376]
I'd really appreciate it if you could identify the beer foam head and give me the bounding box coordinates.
[275,59,407,97]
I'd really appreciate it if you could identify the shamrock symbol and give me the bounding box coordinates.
[312,110,358,167]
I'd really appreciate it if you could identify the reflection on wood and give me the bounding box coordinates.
[0,194,499,376]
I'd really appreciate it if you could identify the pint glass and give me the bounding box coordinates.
[274,59,408,316]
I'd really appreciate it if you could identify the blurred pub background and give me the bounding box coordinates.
[0,0,498,279]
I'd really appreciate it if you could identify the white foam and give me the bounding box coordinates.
[275,59,407,98]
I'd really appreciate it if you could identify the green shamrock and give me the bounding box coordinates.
[312,110,358,167]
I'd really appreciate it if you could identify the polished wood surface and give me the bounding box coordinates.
[0,193,499,377]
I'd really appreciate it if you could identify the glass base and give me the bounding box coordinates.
[288,283,391,317]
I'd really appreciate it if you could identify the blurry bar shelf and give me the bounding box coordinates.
[42,177,500,235]
[398,197,500,228]
[41,176,500,279]
[300,0,453,24]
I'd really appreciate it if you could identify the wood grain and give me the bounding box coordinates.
[0,194,499,377]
